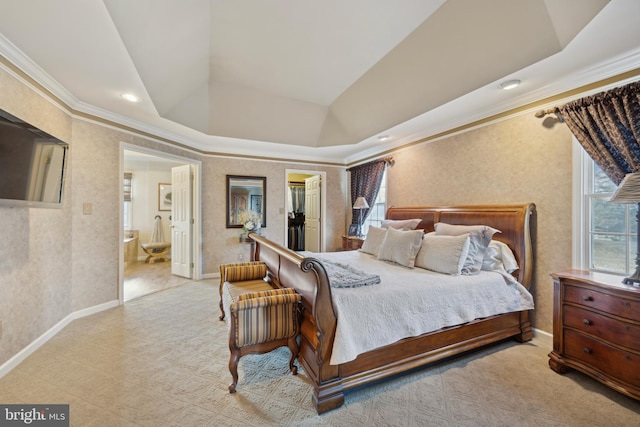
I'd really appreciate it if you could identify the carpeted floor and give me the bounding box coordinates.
[0,280,638,426]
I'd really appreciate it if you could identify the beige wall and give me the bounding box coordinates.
[387,114,574,332]
[0,66,73,366]
[0,66,346,367]
[201,157,346,273]
[0,56,575,368]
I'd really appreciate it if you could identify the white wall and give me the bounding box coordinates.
[125,158,182,248]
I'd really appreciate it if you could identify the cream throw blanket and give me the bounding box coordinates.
[304,251,534,365]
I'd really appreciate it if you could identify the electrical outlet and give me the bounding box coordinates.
[237,253,244,260]
[83,203,93,215]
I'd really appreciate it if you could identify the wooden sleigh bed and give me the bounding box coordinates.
[248,203,536,413]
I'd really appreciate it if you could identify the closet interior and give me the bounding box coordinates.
[287,181,305,251]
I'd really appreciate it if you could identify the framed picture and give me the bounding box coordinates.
[348,223,359,236]
[158,183,172,211]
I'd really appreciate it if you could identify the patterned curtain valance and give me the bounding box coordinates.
[347,157,393,225]
[558,80,640,185]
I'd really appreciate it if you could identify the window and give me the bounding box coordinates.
[123,172,133,229]
[361,170,386,236]
[577,143,636,275]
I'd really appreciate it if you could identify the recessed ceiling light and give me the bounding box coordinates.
[121,93,141,103]
[499,79,521,90]
[377,135,390,142]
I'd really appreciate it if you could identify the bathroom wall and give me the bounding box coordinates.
[125,157,181,252]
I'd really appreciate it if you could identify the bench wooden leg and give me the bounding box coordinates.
[219,298,226,321]
[228,348,240,393]
[287,336,299,375]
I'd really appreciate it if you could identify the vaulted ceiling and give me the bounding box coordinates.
[0,0,639,163]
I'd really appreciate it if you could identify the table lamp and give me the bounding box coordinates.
[609,172,640,286]
[353,196,369,237]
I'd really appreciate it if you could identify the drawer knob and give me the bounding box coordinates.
[583,347,592,354]
[582,296,593,302]
[624,302,631,308]
[627,355,632,361]
[583,319,591,325]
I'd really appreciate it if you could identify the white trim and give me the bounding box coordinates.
[0,300,119,379]
[532,328,553,349]
[120,143,203,304]
[572,137,587,270]
[283,169,328,252]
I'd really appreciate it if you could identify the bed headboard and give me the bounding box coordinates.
[385,203,536,288]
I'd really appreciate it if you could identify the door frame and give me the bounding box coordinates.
[119,143,202,304]
[284,169,327,252]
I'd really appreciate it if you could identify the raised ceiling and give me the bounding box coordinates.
[0,0,639,163]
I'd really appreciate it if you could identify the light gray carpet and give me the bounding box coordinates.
[0,280,638,426]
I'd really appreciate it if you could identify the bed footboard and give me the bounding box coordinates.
[250,233,345,411]
[249,202,536,414]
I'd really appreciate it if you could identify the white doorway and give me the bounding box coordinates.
[119,144,201,302]
[304,174,321,252]
[285,169,326,252]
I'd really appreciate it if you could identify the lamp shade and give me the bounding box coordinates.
[353,196,369,209]
[609,172,640,286]
[609,172,640,203]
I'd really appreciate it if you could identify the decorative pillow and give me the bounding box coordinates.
[415,233,471,275]
[359,226,387,256]
[434,223,500,275]
[381,218,422,231]
[377,228,424,268]
[482,240,519,273]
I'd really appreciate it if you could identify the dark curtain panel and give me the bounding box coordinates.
[347,157,392,225]
[557,80,640,185]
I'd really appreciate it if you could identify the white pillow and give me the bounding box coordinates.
[381,218,422,231]
[359,226,387,256]
[482,240,519,273]
[434,223,500,275]
[415,233,471,275]
[377,228,424,268]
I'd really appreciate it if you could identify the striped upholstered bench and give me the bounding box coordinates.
[218,262,302,393]
[218,261,272,321]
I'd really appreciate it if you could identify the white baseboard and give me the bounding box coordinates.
[532,328,553,348]
[0,299,119,379]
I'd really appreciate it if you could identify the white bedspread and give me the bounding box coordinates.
[310,251,534,365]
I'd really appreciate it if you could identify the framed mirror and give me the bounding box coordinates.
[226,175,267,229]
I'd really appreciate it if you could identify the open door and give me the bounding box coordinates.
[171,164,193,278]
[304,174,321,252]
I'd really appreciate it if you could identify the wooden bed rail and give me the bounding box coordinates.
[248,203,536,414]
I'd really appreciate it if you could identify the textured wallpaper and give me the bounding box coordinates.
[0,60,571,368]
[200,157,346,274]
[387,114,574,332]
[0,67,73,365]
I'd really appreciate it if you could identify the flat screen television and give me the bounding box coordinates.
[0,108,68,208]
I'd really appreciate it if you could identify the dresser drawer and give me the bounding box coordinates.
[564,305,640,350]
[564,284,640,322]
[564,329,640,388]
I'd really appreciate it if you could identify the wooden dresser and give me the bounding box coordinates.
[549,270,640,401]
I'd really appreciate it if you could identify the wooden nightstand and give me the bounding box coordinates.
[341,235,364,251]
[549,270,640,401]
